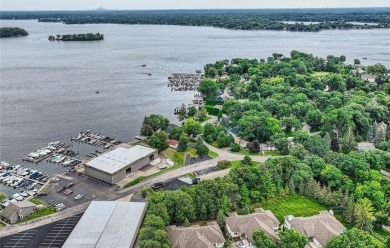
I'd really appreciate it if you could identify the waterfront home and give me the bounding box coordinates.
[225,208,280,247]
[284,210,346,248]
[167,221,225,248]
[0,201,37,224]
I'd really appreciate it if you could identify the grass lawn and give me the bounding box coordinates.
[234,148,282,157]
[208,150,219,158]
[29,198,44,205]
[0,221,6,228]
[231,160,261,168]
[17,207,56,223]
[252,195,329,222]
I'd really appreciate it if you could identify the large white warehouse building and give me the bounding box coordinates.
[84,145,158,184]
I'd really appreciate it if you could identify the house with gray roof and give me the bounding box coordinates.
[284,210,345,248]
[167,221,225,248]
[0,201,37,224]
[225,208,280,247]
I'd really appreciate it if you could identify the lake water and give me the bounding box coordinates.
[1,20,390,167]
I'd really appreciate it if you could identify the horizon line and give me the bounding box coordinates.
[1,6,390,12]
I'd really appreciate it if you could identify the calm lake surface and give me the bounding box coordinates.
[1,20,390,166]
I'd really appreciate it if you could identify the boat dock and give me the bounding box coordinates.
[71,130,123,149]
[168,72,202,91]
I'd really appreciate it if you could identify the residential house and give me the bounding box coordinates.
[168,139,179,149]
[0,201,37,224]
[225,208,280,247]
[284,210,346,248]
[167,221,225,248]
[362,73,376,83]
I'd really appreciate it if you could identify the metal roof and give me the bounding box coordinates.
[85,145,157,174]
[62,201,147,248]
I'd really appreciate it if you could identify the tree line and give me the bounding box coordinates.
[48,33,104,41]
[0,27,28,38]
[1,9,389,32]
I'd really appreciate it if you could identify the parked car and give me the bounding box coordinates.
[57,186,65,193]
[37,192,47,197]
[55,203,65,211]
[74,194,83,200]
[236,242,246,248]
[64,189,73,195]
[65,182,74,188]
[151,182,164,190]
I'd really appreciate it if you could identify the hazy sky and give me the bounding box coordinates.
[1,0,389,11]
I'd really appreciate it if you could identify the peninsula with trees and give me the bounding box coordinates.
[48,33,104,41]
[0,27,28,38]
[135,51,390,247]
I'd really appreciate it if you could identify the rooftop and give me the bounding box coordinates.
[285,210,345,247]
[86,145,157,174]
[168,221,225,248]
[225,208,280,243]
[62,201,147,248]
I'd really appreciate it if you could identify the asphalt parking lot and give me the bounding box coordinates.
[1,213,83,248]
[193,166,218,176]
[37,173,117,211]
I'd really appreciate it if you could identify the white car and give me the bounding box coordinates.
[74,194,84,200]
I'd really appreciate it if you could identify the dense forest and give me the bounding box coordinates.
[1,9,390,31]
[0,27,28,38]
[48,33,104,41]
[138,52,390,247]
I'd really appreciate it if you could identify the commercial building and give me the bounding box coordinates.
[62,201,147,248]
[0,201,37,224]
[84,145,158,184]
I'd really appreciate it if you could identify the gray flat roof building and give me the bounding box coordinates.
[62,201,147,248]
[84,145,158,184]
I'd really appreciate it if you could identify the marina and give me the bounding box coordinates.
[168,72,202,91]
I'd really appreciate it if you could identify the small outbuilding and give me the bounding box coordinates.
[84,145,158,184]
[0,201,37,224]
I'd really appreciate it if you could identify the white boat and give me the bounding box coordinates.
[63,159,74,166]
[43,149,52,154]
[12,193,24,201]
[56,156,65,163]
[37,150,47,156]
[0,161,10,167]
[29,152,39,158]
[14,165,21,169]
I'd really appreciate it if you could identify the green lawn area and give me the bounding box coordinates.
[29,198,44,205]
[17,207,56,223]
[252,195,329,222]
[311,71,330,78]
[180,147,198,158]
[231,160,261,168]
[0,221,6,228]
[208,150,219,158]
[233,148,282,157]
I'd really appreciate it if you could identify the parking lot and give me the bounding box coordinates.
[36,173,117,211]
[1,213,83,248]
[193,166,218,176]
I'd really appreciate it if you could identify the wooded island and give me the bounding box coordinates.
[0,27,28,38]
[48,33,104,41]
